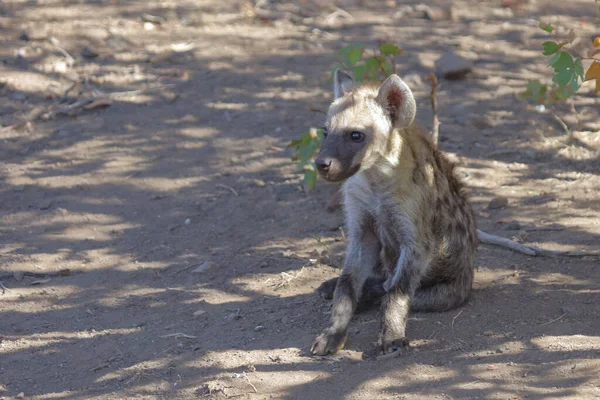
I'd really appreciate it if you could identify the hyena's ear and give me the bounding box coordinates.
[333,69,354,99]
[375,74,416,128]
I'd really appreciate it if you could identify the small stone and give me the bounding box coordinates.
[488,196,509,210]
[560,306,576,315]
[191,261,217,273]
[39,201,53,210]
[184,218,191,225]
[416,5,449,21]
[253,179,266,187]
[495,348,504,354]
[142,13,166,24]
[226,313,241,321]
[81,46,99,59]
[504,221,521,230]
[483,330,495,337]
[193,310,206,317]
[17,393,25,399]
[254,325,265,332]
[160,91,179,103]
[19,32,30,41]
[435,51,474,80]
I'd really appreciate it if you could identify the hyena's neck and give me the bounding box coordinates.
[362,126,419,192]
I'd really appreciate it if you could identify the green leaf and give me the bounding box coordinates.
[379,43,402,55]
[289,138,302,148]
[539,22,554,33]
[553,69,573,86]
[365,57,379,80]
[549,51,574,72]
[347,47,365,66]
[542,41,560,55]
[548,51,561,66]
[338,45,354,59]
[382,58,393,76]
[353,64,367,81]
[523,79,547,103]
[303,167,317,191]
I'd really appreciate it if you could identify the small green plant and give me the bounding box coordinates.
[289,127,324,191]
[290,42,403,191]
[332,42,402,82]
[524,6,600,103]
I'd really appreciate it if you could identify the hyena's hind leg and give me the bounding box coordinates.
[317,276,386,312]
[411,266,474,312]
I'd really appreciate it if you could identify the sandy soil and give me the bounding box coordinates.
[1,0,599,399]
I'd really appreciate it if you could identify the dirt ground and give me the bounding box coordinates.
[1,0,599,399]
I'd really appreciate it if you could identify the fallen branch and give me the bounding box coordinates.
[216,184,239,197]
[426,73,440,145]
[425,72,597,259]
[3,85,176,131]
[538,312,566,326]
[477,230,600,258]
[160,333,197,339]
[0,269,72,281]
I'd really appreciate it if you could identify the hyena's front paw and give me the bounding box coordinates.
[310,328,347,356]
[377,337,409,356]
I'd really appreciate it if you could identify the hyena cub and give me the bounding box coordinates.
[310,70,477,356]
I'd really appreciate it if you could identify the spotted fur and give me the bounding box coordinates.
[311,71,477,356]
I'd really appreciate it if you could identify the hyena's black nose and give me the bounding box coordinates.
[316,158,332,173]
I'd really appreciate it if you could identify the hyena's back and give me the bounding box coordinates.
[402,130,478,312]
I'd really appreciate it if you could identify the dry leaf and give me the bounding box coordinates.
[584,60,600,93]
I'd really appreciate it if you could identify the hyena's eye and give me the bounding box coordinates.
[349,131,364,142]
[322,127,328,137]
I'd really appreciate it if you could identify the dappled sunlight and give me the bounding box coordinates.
[532,335,600,352]
[0,327,141,355]
[0,0,598,398]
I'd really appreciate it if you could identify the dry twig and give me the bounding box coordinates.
[216,184,239,197]
[426,73,440,145]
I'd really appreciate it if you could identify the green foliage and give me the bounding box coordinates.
[292,41,403,191]
[289,128,323,191]
[333,42,402,82]
[525,5,600,103]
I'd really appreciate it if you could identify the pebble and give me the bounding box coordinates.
[488,196,509,210]
[191,261,217,273]
[81,46,99,59]
[254,325,265,332]
[504,221,521,230]
[226,312,241,321]
[435,50,474,80]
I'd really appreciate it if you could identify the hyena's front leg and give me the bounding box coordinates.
[378,247,424,355]
[311,232,380,355]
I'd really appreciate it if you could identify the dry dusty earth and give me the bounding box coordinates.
[1,0,600,399]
